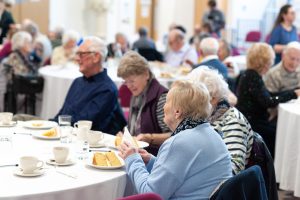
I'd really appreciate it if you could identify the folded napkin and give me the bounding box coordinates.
[121,127,138,148]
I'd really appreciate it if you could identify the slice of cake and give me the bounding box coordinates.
[42,127,57,137]
[114,136,122,147]
[93,152,108,166]
[105,152,122,167]
[114,136,139,148]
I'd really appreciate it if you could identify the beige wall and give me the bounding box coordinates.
[11,0,49,34]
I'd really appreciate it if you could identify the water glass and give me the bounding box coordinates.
[60,126,73,144]
[58,115,72,126]
[0,134,13,155]
[76,140,89,161]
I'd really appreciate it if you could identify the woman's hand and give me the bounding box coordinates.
[118,141,138,160]
[136,133,152,143]
[138,149,151,165]
[294,89,300,97]
[116,131,123,137]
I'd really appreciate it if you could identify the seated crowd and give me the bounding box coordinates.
[1,4,299,197]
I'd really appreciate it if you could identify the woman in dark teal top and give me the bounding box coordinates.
[269,4,298,65]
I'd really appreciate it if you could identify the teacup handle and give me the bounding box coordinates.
[74,122,78,128]
[36,160,44,169]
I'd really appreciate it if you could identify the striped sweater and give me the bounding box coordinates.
[210,107,254,174]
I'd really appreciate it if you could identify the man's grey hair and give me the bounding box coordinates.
[200,37,219,56]
[84,36,108,62]
[62,30,80,45]
[11,31,32,51]
[283,41,300,54]
[187,66,229,101]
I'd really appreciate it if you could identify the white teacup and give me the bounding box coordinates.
[53,146,69,163]
[87,131,104,145]
[74,120,92,130]
[77,127,90,141]
[19,156,44,174]
[0,112,13,125]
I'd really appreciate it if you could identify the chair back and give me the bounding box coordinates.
[210,165,268,200]
[137,48,164,62]
[246,132,278,200]
[245,31,261,42]
[117,193,163,200]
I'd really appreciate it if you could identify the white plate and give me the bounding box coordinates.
[32,131,60,140]
[23,120,58,129]
[14,168,45,177]
[89,142,106,148]
[86,152,125,169]
[46,158,76,166]
[107,139,149,149]
[0,121,17,127]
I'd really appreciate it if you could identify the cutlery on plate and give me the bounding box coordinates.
[89,149,111,152]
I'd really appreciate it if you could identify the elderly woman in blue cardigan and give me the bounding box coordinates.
[119,80,232,200]
[117,51,171,155]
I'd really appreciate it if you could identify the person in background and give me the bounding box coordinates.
[107,32,130,58]
[269,4,298,65]
[52,36,126,134]
[202,0,225,37]
[165,29,198,67]
[21,19,39,43]
[47,26,64,49]
[265,41,300,93]
[0,24,18,61]
[4,31,37,82]
[0,0,14,44]
[236,43,300,157]
[51,30,79,65]
[188,66,253,175]
[2,31,39,113]
[132,27,156,50]
[117,51,171,155]
[119,80,232,200]
[194,37,228,79]
[189,24,201,45]
[31,34,52,66]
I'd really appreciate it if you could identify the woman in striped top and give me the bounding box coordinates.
[188,66,253,174]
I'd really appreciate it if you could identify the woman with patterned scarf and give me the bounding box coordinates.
[3,31,40,113]
[117,51,171,155]
[188,66,254,175]
[118,80,232,200]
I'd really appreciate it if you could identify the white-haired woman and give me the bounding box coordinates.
[51,30,80,65]
[188,66,253,175]
[119,80,232,200]
[4,31,37,81]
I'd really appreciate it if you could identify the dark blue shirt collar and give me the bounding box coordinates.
[83,68,107,82]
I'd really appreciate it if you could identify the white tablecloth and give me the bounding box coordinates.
[0,125,128,200]
[275,103,300,197]
[38,62,186,119]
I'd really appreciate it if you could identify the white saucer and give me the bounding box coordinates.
[0,121,17,127]
[89,142,106,148]
[46,158,76,166]
[14,168,45,177]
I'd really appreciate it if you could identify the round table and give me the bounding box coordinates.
[0,124,129,200]
[275,102,300,197]
[38,62,187,120]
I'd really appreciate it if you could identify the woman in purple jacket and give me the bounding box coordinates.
[117,51,171,155]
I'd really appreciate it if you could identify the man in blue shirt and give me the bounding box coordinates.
[53,36,126,134]
[194,37,228,79]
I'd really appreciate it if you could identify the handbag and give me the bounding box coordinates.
[13,75,44,94]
